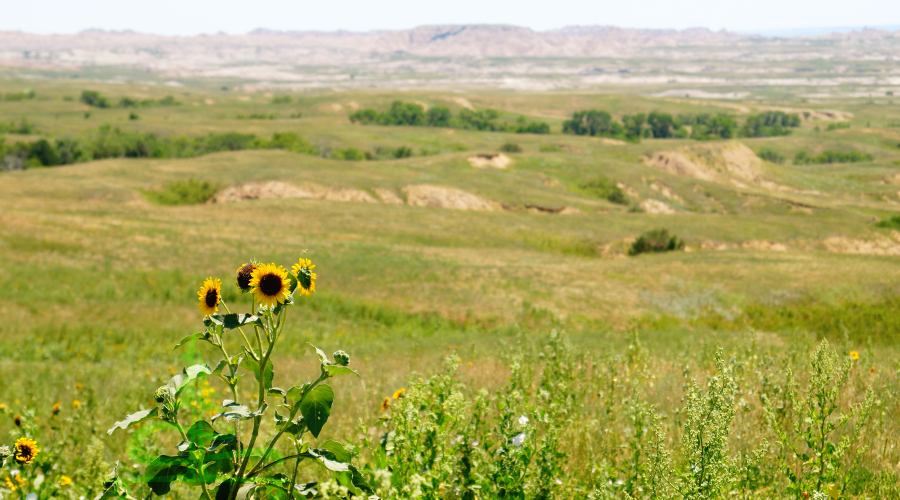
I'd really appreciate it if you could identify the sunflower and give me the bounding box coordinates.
[235,263,257,292]
[14,437,39,464]
[381,398,391,411]
[59,476,73,486]
[392,388,406,400]
[291,258,317,297]
[197,278,222,317]
[850,351,860,361]
[249,264,291,308]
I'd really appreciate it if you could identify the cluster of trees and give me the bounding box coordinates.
[0,118,36,134]
[4,90,36,101]
[349,101,550,134]
[1,127,317,169]
[330,145,419,161]
[81,91,179,109]
[563,110,801,142]
[794,149,873,164]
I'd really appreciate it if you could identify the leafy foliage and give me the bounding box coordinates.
[350,101,550,134]
[794,150,874,164]
[142,179,221,206]
[629,228,685,256]
[577,175,628,204]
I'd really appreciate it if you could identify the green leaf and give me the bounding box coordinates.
[206,314,262,330]
[318,440,352,464]
[299,384,334,438]
[211,400,268,422]
[302,449,348,472]
[186,420,217,448]
[286,383,310,402]
[107,408,159,435]
[213,480,234,500]
[294,482,318,498]
[145,455,190,495]
[335,464,375,496]
[308,343,329,365]
[173,332,213,351]
[165,364,213,397]
[206,433,237,452]
[241,357,274,390]
[324,365,359,378]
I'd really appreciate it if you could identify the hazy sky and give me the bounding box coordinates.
[2,0,898,35]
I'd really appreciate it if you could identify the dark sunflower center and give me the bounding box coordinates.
[259,274,283,296]
[17,445,33,460]
[237,264,255,290]
[205,288,218,308]
[298,268,312,289]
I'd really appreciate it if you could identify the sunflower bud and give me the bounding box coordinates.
[0,446,10,459]
[236,263,256,292]
[333,350,350,366]
[154,386,174,406]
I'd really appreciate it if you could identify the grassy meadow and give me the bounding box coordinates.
[1,76,900,499]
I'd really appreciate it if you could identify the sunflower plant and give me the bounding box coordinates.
[102,256,374,500]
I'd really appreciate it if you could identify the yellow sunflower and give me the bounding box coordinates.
[235,263,257,292]
[59,475,73,486]
[197,278,222,317]
[392,388,406,400]
[14,437,40,464]
[249,264,291,308]
[291,258,317,297]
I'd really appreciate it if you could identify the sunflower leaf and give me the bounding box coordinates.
[307,343,330,365]
[223,314,262,330]
[166,364,213,397]
[172,332,212,351]
[325,366,359,378]
[286,272,299,294]
[211,400,268,422]
[299,384,334,438]
[107,408,160,435]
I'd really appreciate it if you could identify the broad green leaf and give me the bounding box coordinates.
[241,357,274,390]
[206,433,236,452]
[144,455,190,495]
[186,420,217,448]
[299,384,334,438]
[165,364,213,397]
[235,482,258,500]
[107,408,159,435]
[206,314,261,330]
[286,383,310,402]
[213,480,234,500]
[324,365,359,378]
[286,272,299,294]
[335,464,376,496]
[294,482,318,498]
[301,449,348,473]
[211,401,268,422]
[318,440,352,464]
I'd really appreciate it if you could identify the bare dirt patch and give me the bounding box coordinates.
[452,97,475,110]
[524,204,582,214]
[468,153,512,169]
[741,240,788,251]
[642,142,793,191]
[373,188,404,205]
[402,185,495,211]
[822,234,900,255]
[212,181,376,204]
[639,199,677,214]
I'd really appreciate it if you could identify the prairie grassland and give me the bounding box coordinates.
[1,77,900,498]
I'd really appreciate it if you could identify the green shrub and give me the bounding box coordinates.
[270,95,293,104]
[539,144,563,152]
[875,215,900,229]
[563,110,624,138]
[128,112,139,120]
[826,122,851,131]
[684,113,737,139]
[4,90,36,101]
[629,228,684,256]
[267,132,318,155]
[80,90,110,108]
[0,118,36,134]
[142,179,220,205]
[331,147,366,161]
[499,142,521,153]
[757,147,786,164]
[794,150,873,164]
[578,176,627,204]
[740,111,800,137]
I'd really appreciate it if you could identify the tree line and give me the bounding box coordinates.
[81,90,180,109]
[563,110,802,141]
[350,101,550,134]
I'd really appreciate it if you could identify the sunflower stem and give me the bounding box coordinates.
[220,300,255,356]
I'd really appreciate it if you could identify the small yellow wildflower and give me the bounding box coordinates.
[52,402,61,415]
[250,264,291,308]
[5,477,16,492]
[14,476,25,486]
[14,437,40,464]
[59,476,73,486]
[197,277,222,317]
[850,351,860,361]
[291,258,317,297]
[0,403,7,412]
[75,382,83,391]
[391,388,406,400]
[381,398,391,411]
[72,399,83,410]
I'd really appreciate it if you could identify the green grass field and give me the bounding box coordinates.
[1,75,899,499]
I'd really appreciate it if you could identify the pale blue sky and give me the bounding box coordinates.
[2,0,897,35]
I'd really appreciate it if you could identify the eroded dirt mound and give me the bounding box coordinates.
[823,234,900,255]
[639,199,676,214]
[212,181,376,204]
[373,188,404,205]
[468,153,512,169]
[403,185,495,211]
[643,142,792,191]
